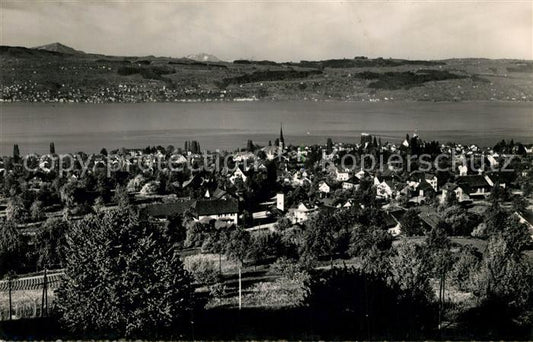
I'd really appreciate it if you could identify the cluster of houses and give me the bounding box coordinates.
[2,128,532,238]
[129,130,531,237]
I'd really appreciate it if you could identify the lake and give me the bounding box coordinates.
[1,101,532,155]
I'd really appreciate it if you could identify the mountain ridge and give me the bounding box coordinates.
[185,52,222,62]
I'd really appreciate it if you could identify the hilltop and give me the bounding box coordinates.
[1,44,532,103]
[33,42,86,55]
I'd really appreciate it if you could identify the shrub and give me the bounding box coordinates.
[183,254,220,285]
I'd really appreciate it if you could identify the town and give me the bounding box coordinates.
[2,0,532,340]
[1,127,532,339]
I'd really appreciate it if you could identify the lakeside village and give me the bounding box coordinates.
[2,128,533,232]
[1,126,533,338]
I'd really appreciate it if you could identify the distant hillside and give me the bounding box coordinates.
[33,42,85,55]
[0,45,65,58]
[186,53,221,62]
[1,44,532,103]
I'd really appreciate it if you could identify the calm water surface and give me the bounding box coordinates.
[1,101,531,155]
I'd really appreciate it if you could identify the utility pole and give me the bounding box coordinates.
[438,270,446,332]
[438,273,442,330]
[238,265,242,310]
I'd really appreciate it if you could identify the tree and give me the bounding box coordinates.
[442,206,481,236]
[449,245,482,291]
[113,185,130,208]
[251,257,310,307]
[474,235,532,310]
[389,241,434,301]
[32,218,69,269]
[300,213,336,262]
[489,184,510,203]
[183,254,220,285]
[0,220,28,277]
[425,221,451,251]
[519,177,531,197]
[225,228,251,265]
[361,245,391,277]
[50,142,56,154]
[60,180,91,209]
[100,148,108,156]
[201,227,230,273]
[443,189,458,207]
[6,196,29,223]
[37,183,57,207]
[275,216,292,231]
[512,196,528,215]
[483,204,509,237]
[304,267,436,338]
[326,138,333,154]
[56,209,194,337]
[224,228,251,310]
[30,200,45,221]
[349,224,393,258]
[457,233,533,338]
[184,221,213,248]
[248,231,285,265]
[400,209,424,236]
[500,215,531,259]
[242,209,253,228]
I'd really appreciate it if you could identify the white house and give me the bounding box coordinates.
[342,178,360,190]
[194,199,239,225]
[335,167,350,182]
[425,174,438,191]
[376,180,394,200]
[440,183,469,203]
[290,202,318,224]
[318,181,331,194]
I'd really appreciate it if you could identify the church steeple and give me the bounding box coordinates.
[279,123,285,150]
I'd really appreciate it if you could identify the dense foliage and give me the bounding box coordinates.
[56,209,195,338]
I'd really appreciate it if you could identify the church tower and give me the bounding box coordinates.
[279,123,285,151]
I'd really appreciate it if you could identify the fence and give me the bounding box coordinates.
[0,270,64,321]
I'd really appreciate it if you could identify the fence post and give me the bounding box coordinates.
[44,269,48,316]
[41,268,48,317]
[8,275,12,320]
[33,298,37,317]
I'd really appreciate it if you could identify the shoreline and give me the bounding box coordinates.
[1,98,533,106]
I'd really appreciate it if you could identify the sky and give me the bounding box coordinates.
[1,0,532,61]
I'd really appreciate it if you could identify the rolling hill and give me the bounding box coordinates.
[1,43,532,103]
